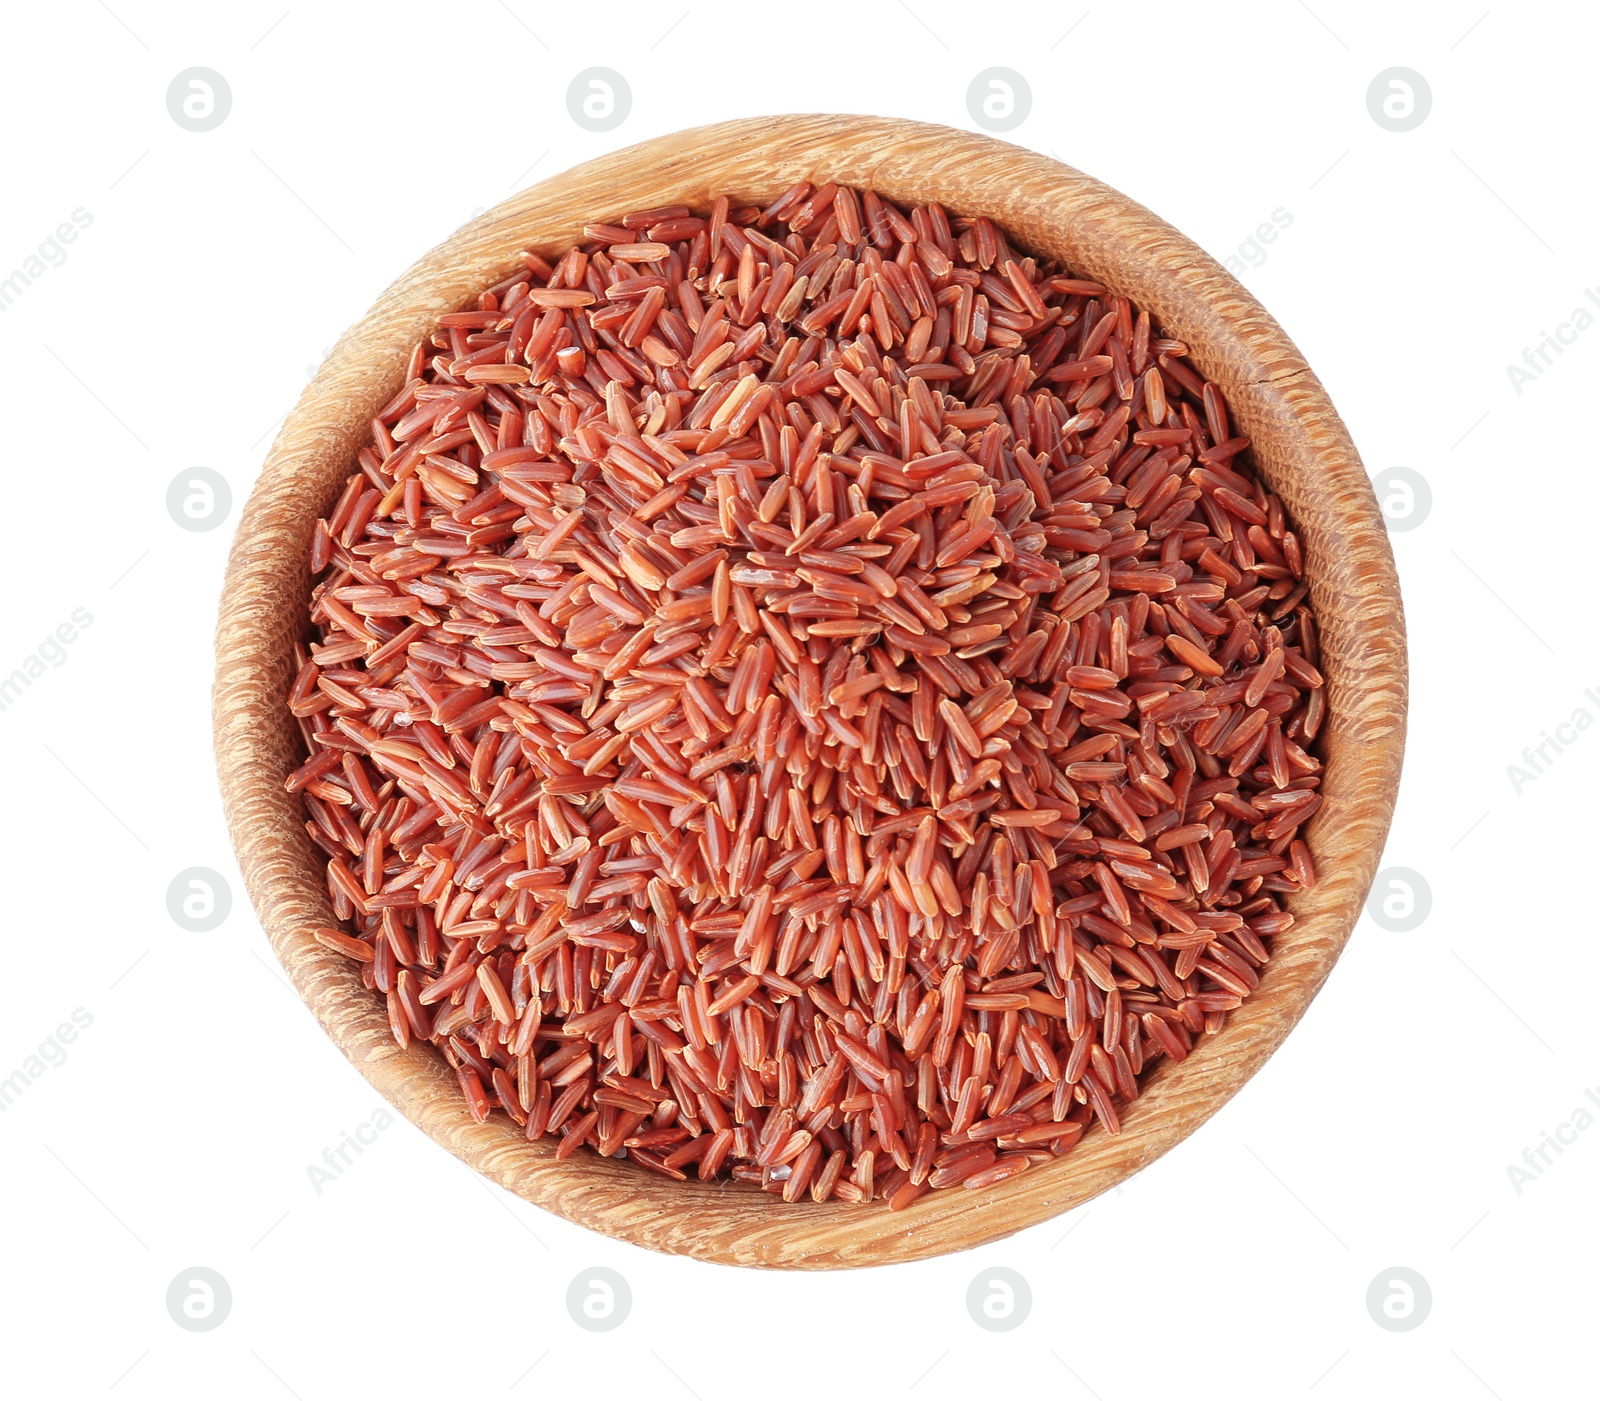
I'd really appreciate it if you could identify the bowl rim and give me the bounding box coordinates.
[213,113,1406,1269]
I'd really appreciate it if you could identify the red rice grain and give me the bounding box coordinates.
[286,185,1325,1206]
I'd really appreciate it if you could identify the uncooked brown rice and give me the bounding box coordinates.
[286,183,1325,1208]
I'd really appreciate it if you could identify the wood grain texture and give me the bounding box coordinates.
[213,115,1406,1269]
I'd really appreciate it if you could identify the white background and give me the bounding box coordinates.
[1,1,1594,1396]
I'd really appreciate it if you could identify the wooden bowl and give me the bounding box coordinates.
[213,115,1405,1268]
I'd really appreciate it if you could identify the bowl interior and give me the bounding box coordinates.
[213,115,1405,1268]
